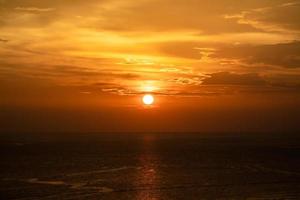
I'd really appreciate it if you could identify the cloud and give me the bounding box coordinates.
[211,41,300,68]
[0,0,106,28]
[51,65,141,79]
[1,0,298,35]
[265,73,300,89]
[0,0,104,9]
[0,62,141,85]
[15,7,55,12]
[88,0,261,34]
[202,72,266,86]
[224,2,300,32]
[0,38,8,42]
[158,42,203,59]
[200,72,300,93]
[1,0,300,99]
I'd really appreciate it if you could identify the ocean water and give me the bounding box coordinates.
[0,133,299,199]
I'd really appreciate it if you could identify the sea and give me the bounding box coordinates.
[1,132,299,199]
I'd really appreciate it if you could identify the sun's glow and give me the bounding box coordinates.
[142,94,154,105]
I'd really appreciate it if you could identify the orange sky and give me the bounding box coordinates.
[1,0,300,132]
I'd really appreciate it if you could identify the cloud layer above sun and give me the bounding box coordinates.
[1,0,300,101]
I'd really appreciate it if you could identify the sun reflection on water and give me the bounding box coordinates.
[134,135,161,200]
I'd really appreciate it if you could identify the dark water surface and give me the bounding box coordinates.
[1,133,300,199]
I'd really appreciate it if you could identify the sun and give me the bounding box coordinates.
[142,94,154,105]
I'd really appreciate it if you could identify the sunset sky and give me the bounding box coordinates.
[1,0,300,133]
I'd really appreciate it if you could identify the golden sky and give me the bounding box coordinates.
[1,0,300,132]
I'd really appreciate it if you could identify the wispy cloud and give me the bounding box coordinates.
[0,38,8,43]
[210,41,300,68]
[202,72,266,86]
[15,7,55,12]
[224,1,300,33]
